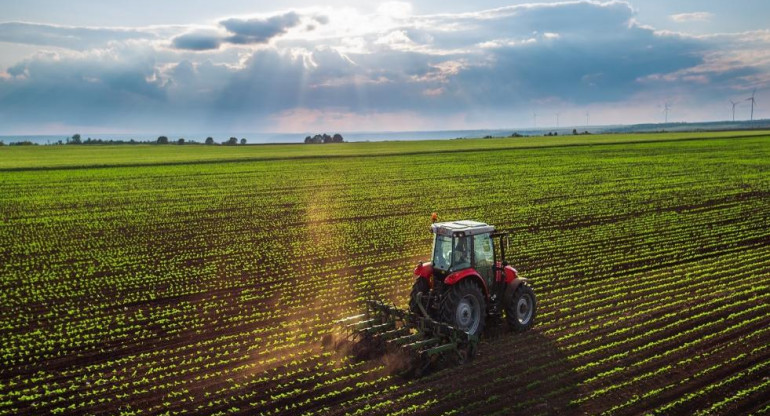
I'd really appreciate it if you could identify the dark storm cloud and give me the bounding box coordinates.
[221,12,301,44]
[412,2,707,105]
[172,11,326,51]
[171,32,222,51]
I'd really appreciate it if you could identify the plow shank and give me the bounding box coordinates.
[337,300,479,376]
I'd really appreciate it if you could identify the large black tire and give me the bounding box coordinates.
[440,279,486,337]
[505,282,536,332]
[409,278,431,316]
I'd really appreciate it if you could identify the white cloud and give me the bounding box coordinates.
[377,2,413,19]
[670,12,714,23]
[374,30,415,49]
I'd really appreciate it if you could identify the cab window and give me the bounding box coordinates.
[451,236,472,271]
[473,234,494,268]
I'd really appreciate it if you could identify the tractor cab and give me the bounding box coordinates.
[429,220,511,291]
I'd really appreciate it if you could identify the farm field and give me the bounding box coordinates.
[1,132,769,415]
[3,130,769,170]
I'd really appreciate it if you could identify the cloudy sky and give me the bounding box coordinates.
[0,0,768,134]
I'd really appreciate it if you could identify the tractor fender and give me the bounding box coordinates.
[507,277,529,294]
[444,269,489,297]
[414,262,433,280]
[503,265,519,284]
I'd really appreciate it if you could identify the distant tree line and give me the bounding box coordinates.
[155,136,247,145]
[155,135,246,145]
[572,129,592,135]
[304,133,344,144]
[48,134,250,145]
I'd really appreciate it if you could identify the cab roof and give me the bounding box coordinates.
[431,220,496,237]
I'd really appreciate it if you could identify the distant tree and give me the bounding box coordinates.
[157,136,169,144]
[312,134,323,143]
[0,140,4,146]
[573,129,578,135]
[226,137,238,145]
[332,133,344,143]
[177,138,185,145]
[322,133,332,143]
[304,136,312,143]
[71,134,82,144]
[205,137,215,145]
[240,138,247,145]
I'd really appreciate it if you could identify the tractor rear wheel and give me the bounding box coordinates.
[505,282,536,332]
[440,279,485,337]
[408,278,431,317]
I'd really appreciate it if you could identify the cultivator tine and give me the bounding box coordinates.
[336,313,366,323]
[387,333,423,346]
[336,299,480,376]
[357,322,395,336]
[404,337,441,350]
[422,342,458,357]
[346,319,378,330]
[379,327,411,340]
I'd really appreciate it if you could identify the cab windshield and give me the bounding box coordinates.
[432,235,453,270]
[432,234,472,271]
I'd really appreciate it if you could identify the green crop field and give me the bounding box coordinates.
[1,132,769,415]
[2,130,768,170]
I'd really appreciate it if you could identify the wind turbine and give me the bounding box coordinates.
[746,89,757,121]
[730,100,738,122]
[585,111,590,126]
[555,112,560,128]
[663,102,671,123]
[533,112,537,128]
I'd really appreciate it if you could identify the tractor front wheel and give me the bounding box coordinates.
[440,279,485,337]
[505,282,536,332]
[408,278,431,316]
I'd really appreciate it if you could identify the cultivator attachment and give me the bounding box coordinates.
[337,300,479,376]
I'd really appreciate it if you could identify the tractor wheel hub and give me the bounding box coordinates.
[456,295,480,333]
[516,294,533,324]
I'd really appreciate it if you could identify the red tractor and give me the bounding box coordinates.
[409,220,536,337]
[339,219,536,372]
